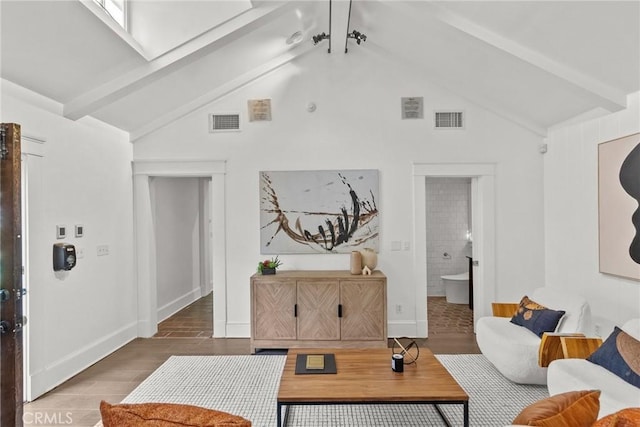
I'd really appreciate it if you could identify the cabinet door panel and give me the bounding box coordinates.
[253,280,296,340]
[297,281,340,340]
[340,280,385,340]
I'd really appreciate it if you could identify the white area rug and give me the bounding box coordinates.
[110,354,548,426]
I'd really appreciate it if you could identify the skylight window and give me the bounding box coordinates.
[94,0,126,29]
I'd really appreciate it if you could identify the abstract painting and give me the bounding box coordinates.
[260,170,379,254]
[598,133,640,281]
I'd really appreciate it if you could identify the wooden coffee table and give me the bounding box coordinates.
[277,348,469,426]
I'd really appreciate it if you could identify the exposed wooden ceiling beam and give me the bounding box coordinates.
[426,3,628,112]
[130,42,315,142]
[63,1,293,121]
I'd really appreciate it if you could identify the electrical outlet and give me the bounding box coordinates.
[76,248,85,259]
[594,323,601,336]
[395,304,402,314]
[97,245,109,256]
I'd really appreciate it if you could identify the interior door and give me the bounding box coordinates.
[1,123,24,426]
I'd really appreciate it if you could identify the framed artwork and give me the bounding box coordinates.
[260,169,379,254]
[598,132,640,281]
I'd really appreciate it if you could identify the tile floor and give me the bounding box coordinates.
[427,296,475,335]
[23,293,478,426]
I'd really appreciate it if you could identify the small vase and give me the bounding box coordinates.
[261,268,276,275]
[350,251,362,275]
[360,248,378,271]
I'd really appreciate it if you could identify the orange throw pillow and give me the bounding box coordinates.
[593,408,640,427]
[100,401,251,427]
[512,390,600,427]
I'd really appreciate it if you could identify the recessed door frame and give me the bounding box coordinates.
[413,163,496,336]
[20,133,45,402]
[133,160,226,338]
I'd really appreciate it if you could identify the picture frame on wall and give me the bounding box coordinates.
[259,169,379,254]
[598,132,640,281]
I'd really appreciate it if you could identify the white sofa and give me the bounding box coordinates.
[476,287,592,385]
[547,318,640,418]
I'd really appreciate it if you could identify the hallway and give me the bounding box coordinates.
[154,292,213,338]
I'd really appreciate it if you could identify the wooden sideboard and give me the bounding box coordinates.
[250,270,387,353]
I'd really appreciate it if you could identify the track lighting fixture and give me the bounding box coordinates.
[313,0,332,53]
[344,0,367,53]
[347,30,367,45]
[313,32,330,45]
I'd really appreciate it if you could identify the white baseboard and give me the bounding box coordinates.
[157,288,202,322]
[387,320,423,338]
[28,322,137,401]
[225,321,250,338]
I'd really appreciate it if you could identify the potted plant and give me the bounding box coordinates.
[257,256,282,275]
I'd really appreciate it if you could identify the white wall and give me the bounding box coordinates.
[133,49,546,337]
[544,92,640,334]
[1,80,136,399]
[152,177,203,321]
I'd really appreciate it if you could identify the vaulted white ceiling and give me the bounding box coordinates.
[2,0,638,139]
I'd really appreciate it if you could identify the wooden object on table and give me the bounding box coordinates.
[306,355,325,370]
[250,270,387,353]
[491,302,519,318]
[560,336,603,359]
[538,333,585,367]
[278,347,469,427]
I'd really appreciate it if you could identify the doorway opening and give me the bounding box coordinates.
[151,177,213,338]
[133,160,226,339]
[425,177,473,336]
[412,163,496,337]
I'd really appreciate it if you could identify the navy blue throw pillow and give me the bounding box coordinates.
[510,296,566,338]
[587,326,640,388]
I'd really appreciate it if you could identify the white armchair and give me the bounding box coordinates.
[476,287,592,385]
[547,318,640,418]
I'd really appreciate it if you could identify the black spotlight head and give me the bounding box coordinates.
[313,32,329,45]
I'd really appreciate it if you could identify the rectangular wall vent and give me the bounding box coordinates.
[434,111,464,129]
[209,114,240,132]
